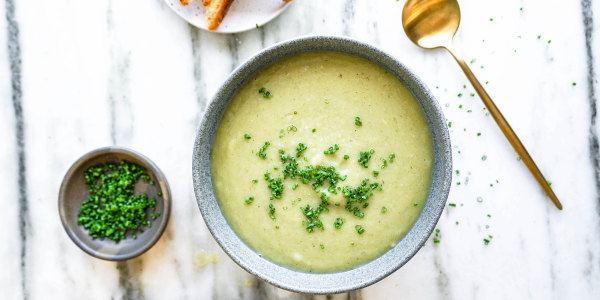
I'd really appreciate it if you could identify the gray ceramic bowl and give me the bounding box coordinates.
[59,147,171,260]
[193,36,451,294]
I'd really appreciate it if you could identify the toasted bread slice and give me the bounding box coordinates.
[203,0,234,30]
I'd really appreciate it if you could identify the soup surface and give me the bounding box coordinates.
[211,51,433,272]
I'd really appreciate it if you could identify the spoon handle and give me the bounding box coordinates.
[445,47,563,210]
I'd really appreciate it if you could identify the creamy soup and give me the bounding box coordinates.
[211,51,433,272]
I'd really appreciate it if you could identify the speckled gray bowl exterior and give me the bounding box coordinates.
[193,36,452,294]
[59,147,171,261]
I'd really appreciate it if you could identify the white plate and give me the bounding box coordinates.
[165,0,292,33]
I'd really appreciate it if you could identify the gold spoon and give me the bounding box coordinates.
[402,0,562,210]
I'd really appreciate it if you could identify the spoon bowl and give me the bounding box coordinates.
[402,0,460,49]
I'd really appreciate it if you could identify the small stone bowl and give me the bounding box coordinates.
[59,147,171,261]
[193,36,452,294]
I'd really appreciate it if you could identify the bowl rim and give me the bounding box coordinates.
[58,146,172,261]
[193,35,452,294]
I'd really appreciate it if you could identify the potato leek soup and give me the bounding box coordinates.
[211,51,433,272]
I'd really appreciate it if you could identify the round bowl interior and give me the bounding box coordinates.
[193,36,451,294]
[59,146,171,261]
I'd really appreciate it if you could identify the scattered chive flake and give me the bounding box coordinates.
[381,206,388,214]
[334,217,344,229]
[355,116,362,126]
[477,132,482,136]
[449,203,456,207]
[458,93,463,97]
[157,191,163,197]
[413,202,419,206]
[355,225,365,235]
[373,170,379,177]
[483,238,490,245]
[389,153,395,162]
[470,93,475,97]
[257,141,270,159]
[320,244,325,249]
[572,82,577,86]
[245,196,254,204]
[481,155,487,161]
[268,203,276,220]
[296,143,307,158]
[252,179,258,184]
[537,35,541,39]
[381,158,387,168]
[487,214,491,218]
[258,87,273,98]
[548,40,551,44]
[448,122,452,128]
[324,144,340,154]
[244,133,252,139]
[547,181,552,186]
[358,151,372,168]
[344,154,349,160]
[292,183,298,190]
[312,128,316,133]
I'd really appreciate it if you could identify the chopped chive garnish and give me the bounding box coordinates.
[257,141,270,159]
[355,116,362,126]
[355,225,365,234]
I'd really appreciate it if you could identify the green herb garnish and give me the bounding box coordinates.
[301,193,329,232]
[324,144,339,154]
[244,133,252,139]
[77,161,157,243]
[258,87,273,98]
[355,225,365,234]
[343,179,380,218]
[334,217,344,229]
[294,143,307,158]
[268,203,276,220]
[355,116,362,126]
[358,151,372,168]
[257,141,270,159]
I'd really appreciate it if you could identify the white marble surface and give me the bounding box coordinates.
[1,0,599,299]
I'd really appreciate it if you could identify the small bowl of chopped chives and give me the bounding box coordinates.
[59,147,171,261]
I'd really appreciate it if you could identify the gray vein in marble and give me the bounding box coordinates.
[117,261,145,300]
[581,0,600,286]
[4,0,28,298]
[346,290,362,300]
[106,2,142,297]
[545,205,557,293]
[190,26,207,119]
[107,0,133,145]
[433,250,451,299]
[342,0,355,36]
[228,34,240,72]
